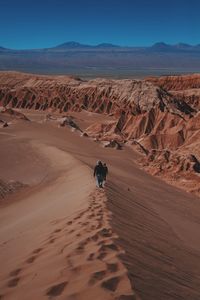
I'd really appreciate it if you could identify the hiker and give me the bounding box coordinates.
[94,160,104,188]
[103,163,108,185]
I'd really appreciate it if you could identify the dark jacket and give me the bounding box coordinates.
[94,164,104,177]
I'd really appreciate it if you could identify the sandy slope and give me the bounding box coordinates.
[0,110,200,299]
[0,115,136,299]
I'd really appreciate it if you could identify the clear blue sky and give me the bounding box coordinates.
[0,0,199,49]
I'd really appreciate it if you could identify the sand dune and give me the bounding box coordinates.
[0,120,137,299]
[0,110,200,299]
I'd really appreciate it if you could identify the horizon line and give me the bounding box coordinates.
[1,41,200,51]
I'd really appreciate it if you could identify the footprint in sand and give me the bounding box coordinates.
[67,221,73,226]
[73,215,81,221]
[96,210,103,216]
[90,225,96,230]
[81,221,89,226]
[91,233,99,242]
[87,252,95,261]
[46,281,68,297]
[101,276,120,292]
[106,263,119,273]
[26,255,37,264]
[53,228,62,233]
[59,242,71,254]
[97,251,107,260]
[93,204,101,209]
[97,240,106,246]
[99,228,112,237]
[48,238,55,244]
[7,277,20,288]
[76,241,86,252]
[96,216,103,222]
[89,270,107,285]
[73,211,86,220]
[100,243,118,252]
[88,213,95,218]
[96,222,103,229]
[32,248,43,254]
[9,268,22,277]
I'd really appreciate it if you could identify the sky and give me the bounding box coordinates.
[0,0,200,49]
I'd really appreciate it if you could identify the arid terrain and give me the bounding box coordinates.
[0,72,200,300]
[1,72,199,195]
[1,42,200,77]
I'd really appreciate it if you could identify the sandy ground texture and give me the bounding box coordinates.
[0,109,200,300]
[0,111,137,300]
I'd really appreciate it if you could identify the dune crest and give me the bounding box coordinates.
[0,137,137,299]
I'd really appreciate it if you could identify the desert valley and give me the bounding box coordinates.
[0,71,200,300]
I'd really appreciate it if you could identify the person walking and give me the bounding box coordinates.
[93,160,104,188]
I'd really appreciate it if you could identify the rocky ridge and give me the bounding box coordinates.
[147,74,200,110]
[0,72,199,195]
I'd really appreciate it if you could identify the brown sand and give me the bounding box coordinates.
[0,110,200,299]
[0,112,136,300]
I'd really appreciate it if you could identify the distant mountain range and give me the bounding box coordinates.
[150,42,200,52]
[52,41,200,52]
[1,41,200,52]
[51,41,120,49]
[0,41,200,78]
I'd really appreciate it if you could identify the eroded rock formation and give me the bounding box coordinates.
[0,71,199,195]
[0,72,191,116]
[147,74,200,110]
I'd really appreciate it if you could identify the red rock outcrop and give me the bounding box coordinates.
[147,74,200,110]
[0,71,199,195]
[0,72,190,116]
[59,116,82,132]
[147,74,200,91]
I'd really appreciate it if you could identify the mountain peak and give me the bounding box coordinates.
[96,43,119,48]
[151,42,171,49]
[54,41,90,49]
